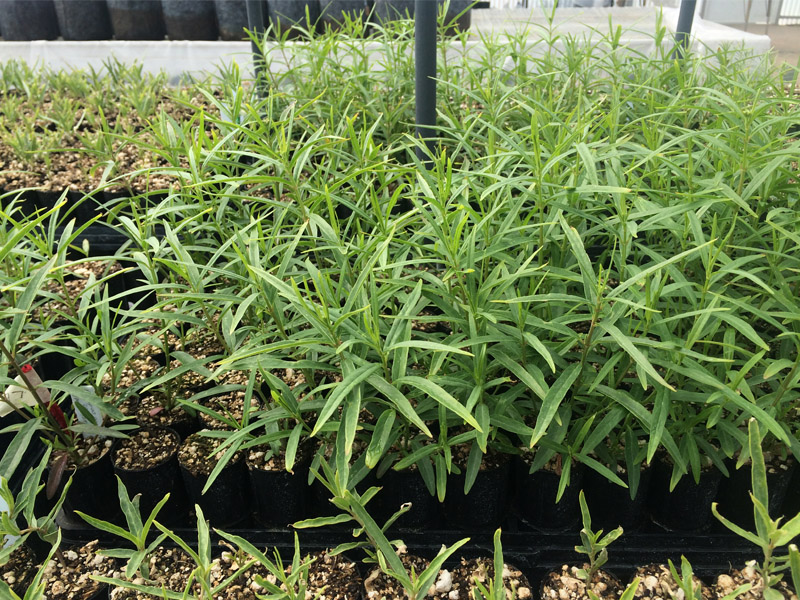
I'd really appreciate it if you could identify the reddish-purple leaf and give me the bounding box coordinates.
[46,453,69,500]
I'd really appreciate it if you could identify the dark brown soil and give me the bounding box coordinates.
[732,449,794,475]
[364,552,430,599]
[714,565,795,600]
[307,550,363,600]
[204,545,272,600]
[107,356,162,392]
[42,541,119,600]
[50,435,114,470]
[1,544,36,595]
[197,387,259,430]
[451,443,509,471]
[632,564,712,600]
[519,451,567,475]
[178,431,242,477]
[36,260,122,320]
[541,566,623,600]
[136,393,196,430]
[411,309,452,334]
[112,427,179,470]
[109,546,194,600]
[246,440,314,472]
[430,557,533,600]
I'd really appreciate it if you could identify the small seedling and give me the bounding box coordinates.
[471,529,512,600]
[75,476,169,580]
[216,531,321,600]
[712,419,800,600]
[667,556,752,600]
[574,490,623,583]
[297,455,468,600]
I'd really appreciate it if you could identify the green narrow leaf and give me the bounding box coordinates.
[293,514,354,529]
[366,410,396,469]
[311,364,380,437]
[367,375,431,437]
[464,443,483,494]
[764,359,795,380]
[396,376,481,431]
[0,419,40,481]
[285,423,304,474]
[789,545,800,594]
[559,215,597,305]
[598,323,675,391]
[493,351,547,400]
[647,388,670,464]
[711,503,762,545]
[530,364,580,447]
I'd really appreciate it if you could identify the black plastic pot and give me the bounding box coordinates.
[318,0,369,30]
[443,457,511,531]
[584,463,653,531]
[118,260,157,309]
[53,0,114,40]
[248,456,310,527]
[373,0,470,32]
[107,0,166,40]
[112,426,188,525]
[214,0,248,40]
[162,0,218,40]
[648,459,722,532]
[0,1,59,40]
[267,0,320,38]
[179,444,249,527]
[54,448,120,522]
[715,456,796,530]
[36,189,99,225]
[136,406,198,442]
[35,320,81,382]
[0,188,40,219]
[513,457,584,531]
[371,467,439,529]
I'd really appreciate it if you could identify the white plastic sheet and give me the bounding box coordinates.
[0,7,773,82]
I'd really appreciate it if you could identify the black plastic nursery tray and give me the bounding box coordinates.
[56,507,759,584]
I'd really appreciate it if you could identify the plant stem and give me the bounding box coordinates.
[0,339,76,458]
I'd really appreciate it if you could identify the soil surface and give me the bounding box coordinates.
[178,431,242,477]
[364,552,430,599]
[714,564,797,600]
[112,427,179,470]
[37,260,122,320]
[307,550,363,600]
[540,565,623,600]
[50,435,114,470]
[430,557,533,600]
[247,441,315,472]
[197,382,260,430]
[107,356,162,393]
[136,393,196,431]
[43,540,119,600]
[204,546,272,600]
[519,451,566,475]
[451,443,509,471]
[109,546,194,600]
[632,564,712,600]
[1,544,36,595]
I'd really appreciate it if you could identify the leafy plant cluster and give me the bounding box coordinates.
[0,10,799,588]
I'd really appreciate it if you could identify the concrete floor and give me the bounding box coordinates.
[729,24,800,73]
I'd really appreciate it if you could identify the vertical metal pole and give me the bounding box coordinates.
[247,0,267,95]
[673,0,697,59]
[415,0,438,165]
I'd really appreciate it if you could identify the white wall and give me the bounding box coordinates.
[698,0,783,24]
